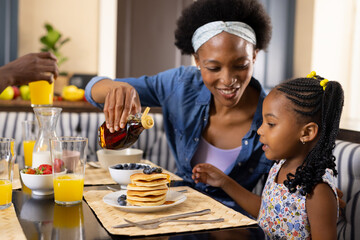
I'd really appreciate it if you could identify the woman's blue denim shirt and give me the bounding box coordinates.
[85,66,273,212]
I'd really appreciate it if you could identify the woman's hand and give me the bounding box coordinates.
[192,163,228,188]
[102,82,141,133]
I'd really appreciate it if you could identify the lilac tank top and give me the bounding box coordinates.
[191,137,242,173]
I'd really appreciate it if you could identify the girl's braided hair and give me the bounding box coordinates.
[276,76,344,195]
[174,0,272,55]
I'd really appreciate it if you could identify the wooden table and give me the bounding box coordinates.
[12,184,264,240]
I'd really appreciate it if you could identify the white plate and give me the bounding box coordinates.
[103,190,187,213]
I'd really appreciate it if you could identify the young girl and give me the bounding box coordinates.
[192,72,344,239]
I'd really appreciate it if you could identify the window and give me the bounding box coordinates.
[294,0,360,131]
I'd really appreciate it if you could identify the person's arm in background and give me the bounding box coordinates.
[0,52,58,93]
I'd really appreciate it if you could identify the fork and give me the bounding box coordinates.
[124,218,224,229]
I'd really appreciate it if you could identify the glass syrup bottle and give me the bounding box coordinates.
[98,107,154,149]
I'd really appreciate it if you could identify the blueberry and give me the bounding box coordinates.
[151,167,158,173]
[117,199,127,206]
[143,168,152,174]
[114,164,122,169]
[155,168,163,173]
[135,164,141,169]
[119,194,127,200]
[129,163,136,169]
[116,164,124,169]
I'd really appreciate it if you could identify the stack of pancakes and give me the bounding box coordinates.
[127,172,170,206]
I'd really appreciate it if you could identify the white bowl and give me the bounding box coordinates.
[97,148,143,169]
[20,172,53,195]
[108,163,151,187]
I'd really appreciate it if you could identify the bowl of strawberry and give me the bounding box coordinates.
[20,164,54,195]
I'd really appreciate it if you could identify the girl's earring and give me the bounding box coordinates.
[197,66,201,70]
[301,139,305,145]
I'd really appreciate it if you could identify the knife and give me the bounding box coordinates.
[123,217,225,229]
[112,208,211,228]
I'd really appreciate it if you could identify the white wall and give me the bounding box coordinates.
[18,0,99,75]
[97,0,117,79]
[294,0,359,131]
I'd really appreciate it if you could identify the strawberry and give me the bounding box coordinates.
[42,169,52,174]
[21,164,53,175]
[25,168,36,174]
[54,158,65,173]
[37,164,52,175]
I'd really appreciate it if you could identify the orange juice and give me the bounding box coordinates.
[29,80,54,106]
[53,175,84,204]
[53,204,84,228]
[0,180,12,206]
[23,140,36,167]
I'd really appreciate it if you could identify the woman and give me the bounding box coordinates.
[85,0,273,212]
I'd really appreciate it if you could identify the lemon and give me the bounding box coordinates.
[0,86,15,100]
[62,85,85,101]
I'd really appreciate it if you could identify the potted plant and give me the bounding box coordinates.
[39,23,71,94]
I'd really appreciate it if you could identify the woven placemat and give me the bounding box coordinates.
[0,205,27,240]
[12,164,21,190]
[84,160,182,186]
[84,164,116,185]
[83,186,257,236]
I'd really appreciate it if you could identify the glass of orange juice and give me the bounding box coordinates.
[0,138,16,210]
[29,80,54,107]
[50,137,88,205]
[22,120,38,168]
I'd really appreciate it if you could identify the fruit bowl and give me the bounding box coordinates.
[108,163,151,188]
[97,148,143,169]
[20,172,53,195]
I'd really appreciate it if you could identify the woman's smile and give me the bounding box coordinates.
[262,144,269,152]
[216,86,240,99]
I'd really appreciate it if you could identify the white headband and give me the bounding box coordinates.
[191,21,257,52]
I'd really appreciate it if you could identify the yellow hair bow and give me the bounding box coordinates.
[307,71,316,78]
[307,71,328,90]
[320,79,328,91]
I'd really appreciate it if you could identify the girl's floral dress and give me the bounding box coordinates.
[257,160,338,240]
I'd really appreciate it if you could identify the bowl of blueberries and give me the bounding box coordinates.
[97,148,143,169]
[108,163,153,187]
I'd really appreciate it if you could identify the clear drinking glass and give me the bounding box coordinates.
[0,138,16,210]
[22,120,38,168]
[50,137,88,205]
[29,80,54,107]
